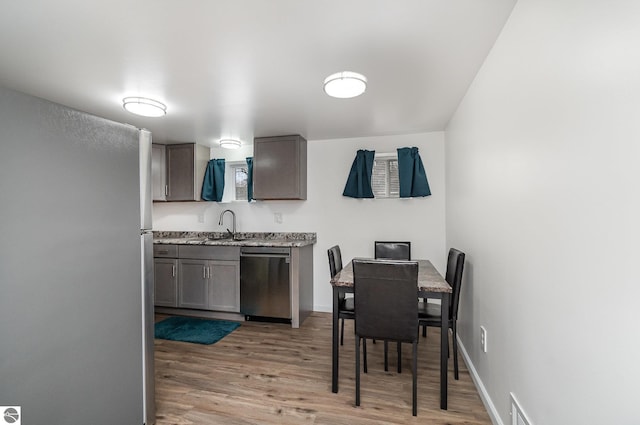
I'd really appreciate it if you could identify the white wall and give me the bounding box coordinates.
[154,132,446,311]
[446,1,640,424]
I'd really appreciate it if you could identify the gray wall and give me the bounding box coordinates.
[446,1,640,424]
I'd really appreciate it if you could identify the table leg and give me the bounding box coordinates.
[440,292,450,409]
[332,286,340,393]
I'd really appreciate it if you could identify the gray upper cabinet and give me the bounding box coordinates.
[151,144,167,201]
[165,143,210,201]
[253,135,307,200]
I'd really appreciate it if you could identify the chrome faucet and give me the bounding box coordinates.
[218,209,236,239]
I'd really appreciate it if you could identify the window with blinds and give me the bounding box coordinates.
[232,164,248,201]
[372,155,400,198]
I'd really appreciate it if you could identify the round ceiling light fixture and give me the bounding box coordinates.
[323,71,367,98]
[219,139,242,149]
[122,97,167,117]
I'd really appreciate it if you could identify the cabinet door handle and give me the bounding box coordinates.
[207,266,211,279]
[165,185,168,196]
[172,265,176,277]
[203,266,207,279]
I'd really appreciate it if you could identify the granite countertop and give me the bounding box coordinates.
[153,231,316,248]
[331,259,451,293]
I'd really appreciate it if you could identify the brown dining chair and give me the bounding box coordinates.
[353,259,420,416]
[374,241,411,372]
[419,248,466,379]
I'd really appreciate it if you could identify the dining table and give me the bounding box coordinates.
[330,258,452,410]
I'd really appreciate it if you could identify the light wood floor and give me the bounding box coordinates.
[154,312,491,425]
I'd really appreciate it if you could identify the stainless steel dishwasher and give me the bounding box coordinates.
[240,247,291,322]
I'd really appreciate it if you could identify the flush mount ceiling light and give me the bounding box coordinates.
[122,97,167,117]
[219,139,242,149]
[323,71,367,98]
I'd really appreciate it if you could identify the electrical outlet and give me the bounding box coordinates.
[197,212,205,223]
[480,326,487,353]
[274,212,283,224]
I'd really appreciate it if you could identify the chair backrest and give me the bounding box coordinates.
[353,259,419,343]
[374,241,411,260]
[327,245,343,278]
[445,248,466,320]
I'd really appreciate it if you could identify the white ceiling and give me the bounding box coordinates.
[0,0,516,146]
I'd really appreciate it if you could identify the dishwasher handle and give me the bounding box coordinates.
[240,247,291,257]
[241,252,290,260]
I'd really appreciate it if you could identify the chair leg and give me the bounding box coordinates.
[383,341,402,373]
[355,336,361,406]
[340,318,345,346]
[383,341,388,371]
[412,341,417,416]
[445,328,450,358]
[452,322,459,380]
[422,324,426,337]
[363,338,368,374]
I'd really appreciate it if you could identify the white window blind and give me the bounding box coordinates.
[372,155,399,198]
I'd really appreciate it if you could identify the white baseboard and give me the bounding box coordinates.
[313,304,332,313]
[457,336,504,425]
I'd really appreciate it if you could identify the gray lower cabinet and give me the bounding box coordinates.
[177,258,240,312]
[154,245,240,313]
[208,260,240,312]
[178,259,209,309]
[154,258,178,307]
[153,243,311,327]
[153,244,178,307]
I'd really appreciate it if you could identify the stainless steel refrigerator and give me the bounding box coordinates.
[0,86,155,425]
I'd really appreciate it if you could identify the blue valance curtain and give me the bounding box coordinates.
[343,149,375,198]
[201,159,225,202]
[397,147,431,198]
[246,157,254,202]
